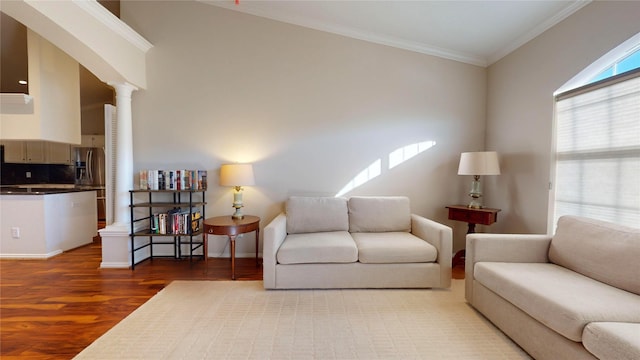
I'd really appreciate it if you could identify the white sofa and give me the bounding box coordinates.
[466,215,640,360]
[263,196,452,289]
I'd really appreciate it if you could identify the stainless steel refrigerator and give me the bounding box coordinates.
[74,147,106,221]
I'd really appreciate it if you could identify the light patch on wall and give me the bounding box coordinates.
[335,159,381,197]
[389,141,436,169]
[335,141,436,197]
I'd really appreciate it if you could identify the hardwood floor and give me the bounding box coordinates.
[1,239,464,359]
[0,239,262,359]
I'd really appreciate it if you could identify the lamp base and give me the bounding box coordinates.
[231,209,244,220]
[467,200,483,209]
[231,188,245,219]
[468,177,483,209]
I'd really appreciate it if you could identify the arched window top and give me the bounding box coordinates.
[588,46,640,84]
[556,32,640,95]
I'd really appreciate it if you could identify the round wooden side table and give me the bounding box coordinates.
[203,215,260,280]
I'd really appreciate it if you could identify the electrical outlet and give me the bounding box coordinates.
[26,171,31,178]
[11,227,20,239]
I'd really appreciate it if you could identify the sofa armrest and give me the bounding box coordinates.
[263,213,287,289]
[411,214,453,288]
[465,233,552,302]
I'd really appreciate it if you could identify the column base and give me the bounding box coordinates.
[98,223,131,268]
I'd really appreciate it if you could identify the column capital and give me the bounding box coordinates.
[107,81,139,97]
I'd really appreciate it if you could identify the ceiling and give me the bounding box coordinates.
[204,0,590,67]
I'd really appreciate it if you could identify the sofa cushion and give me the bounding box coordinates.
[549,215,640,295]
[351,232,437,263]
[473,262,640,342]
[348,196,411,233]
[276,231,358,264]
[286,196,349,234]
[583,322,640,360]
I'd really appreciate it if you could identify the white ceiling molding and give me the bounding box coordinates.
[203,0,590,68]
[488,0,591,65]
[1,0,152,89]
[72,0,153,53]
[204,0,486,66]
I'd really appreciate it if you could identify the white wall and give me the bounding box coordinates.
[485,1,640,235]
[122,1,486,255]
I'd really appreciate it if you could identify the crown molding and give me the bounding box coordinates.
[205,1,592,68]
[204,1,487,67]
[71,0,152,53]
[487,0,591,65]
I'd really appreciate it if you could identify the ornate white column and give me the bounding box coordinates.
[109,82,137,225]
[98,81,138,268]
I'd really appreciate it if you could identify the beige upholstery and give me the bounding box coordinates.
[276,231,357,264]
[264,196,452,289]
[471,281,597,360]
[583,322,640,360]
[286,196,349,234]
[549,216,640,295]
[348,196,411,233]
[466,215,640,360]
[474,262,640,341]
[351,232,437,263]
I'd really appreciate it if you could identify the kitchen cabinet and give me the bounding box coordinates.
[81,135,105,148]
[46,142,72,164]
[1,141,45,163]
[1,140,71,164]
[25,141,46,162]
[1,141,25,162]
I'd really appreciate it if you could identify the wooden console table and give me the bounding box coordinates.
[204,215,260,280]
[446,205,501,267]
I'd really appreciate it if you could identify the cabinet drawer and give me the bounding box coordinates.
[447,206,498,225]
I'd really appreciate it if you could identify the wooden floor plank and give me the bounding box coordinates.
[0,240,262,359]
[1,239,463,359]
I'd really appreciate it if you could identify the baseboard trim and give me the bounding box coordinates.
[0,250,63,259]
[100,261,130,269]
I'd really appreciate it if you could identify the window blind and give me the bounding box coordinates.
[554,72,640,229]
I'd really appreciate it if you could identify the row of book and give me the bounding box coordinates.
[151,209,202,235]
[139,170,207,191]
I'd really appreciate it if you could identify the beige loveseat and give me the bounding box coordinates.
[263,196,452,289]
[466,215,640,360]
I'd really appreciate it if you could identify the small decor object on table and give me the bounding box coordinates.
[204,215,260,280]
[219,164,255,219]
[457,151,500,209]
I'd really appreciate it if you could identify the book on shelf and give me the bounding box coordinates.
[138,169,208,191]
[191,211,202,233]
[151,208,202,235]
[139,171,148,190]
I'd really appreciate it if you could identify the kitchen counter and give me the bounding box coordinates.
[1,190,98,258]
[0,184,103,195]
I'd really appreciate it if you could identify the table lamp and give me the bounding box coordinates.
[219,163,255,219]
[457,151,500,209]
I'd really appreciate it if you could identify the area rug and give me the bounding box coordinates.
[74,280,530,359]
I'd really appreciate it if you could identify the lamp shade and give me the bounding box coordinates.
[219,164,255,186]
[457,151,501,176]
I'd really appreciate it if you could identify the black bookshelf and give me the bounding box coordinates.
[129,189,206,269]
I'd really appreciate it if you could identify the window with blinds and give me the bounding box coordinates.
[553,70,640,229]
